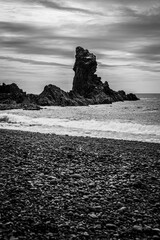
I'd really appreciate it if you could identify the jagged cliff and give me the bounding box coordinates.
[0,46,139,110]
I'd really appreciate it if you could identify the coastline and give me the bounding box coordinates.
[0,129,160,239]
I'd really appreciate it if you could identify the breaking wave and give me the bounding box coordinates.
[0,113,160,143]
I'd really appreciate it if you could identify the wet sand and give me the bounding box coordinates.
[0,129,160,239]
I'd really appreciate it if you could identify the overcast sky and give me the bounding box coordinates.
[0,0,160,93]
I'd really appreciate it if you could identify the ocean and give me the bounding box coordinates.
[0,94,160,143]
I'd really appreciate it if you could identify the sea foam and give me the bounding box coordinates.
[0,113,160,141]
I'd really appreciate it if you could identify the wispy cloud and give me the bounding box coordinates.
[38,0,101,15]
[2,0,102,15]
[0,56,70,67]
[0,0,160,93]
[0,21,74,59]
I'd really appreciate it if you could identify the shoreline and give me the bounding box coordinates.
[0,126,160,144]
[0,129,160,239]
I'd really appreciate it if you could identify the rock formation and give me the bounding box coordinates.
[72,46,102,97]
[0,83,26,104]
[38,84,77,106]
[0,46,139,110]
[37,84,89,106]
[0,83,40,110]
[72,46,139,103]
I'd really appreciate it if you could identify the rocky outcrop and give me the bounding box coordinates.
[0,83,41,110]
[72,46,102,97]
[117,91,139,101]
[0,47,139,109]
[72,46,139,103]
[0,103,22,110]
[0,83,26,104]
[37,84,83,106]
[22,104,42,111]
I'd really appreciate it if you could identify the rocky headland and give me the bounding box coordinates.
[0,47,139,110]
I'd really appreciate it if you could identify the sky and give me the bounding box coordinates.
[0,0,160,94]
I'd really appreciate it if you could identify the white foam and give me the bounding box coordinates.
[0,113,160,137]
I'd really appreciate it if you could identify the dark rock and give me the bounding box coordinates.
[72,46,139,104]
[105,224,117,230]
[153,235,160,239]
[71,173,82,179]
[72,46,103,97]
[0,47,139,109]
[0,83,42,110]
[0,103,22,110]
[118,206,127,212]
[132,225,143,232]
[118,91,139,101]
[25,94,39,104]
[126,93,139,101]
[152,228,160,235]
[22,104,41,111]
[0,83,26,104]
[68,91,89,106]
[37,84,77,106]
[88,213,98,219]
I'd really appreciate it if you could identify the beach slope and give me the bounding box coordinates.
[0,129,160,239]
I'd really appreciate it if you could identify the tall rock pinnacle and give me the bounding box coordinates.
[72,46,103,97]
[72,46,139,103]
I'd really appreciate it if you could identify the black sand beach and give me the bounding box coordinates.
[0,129,160,240]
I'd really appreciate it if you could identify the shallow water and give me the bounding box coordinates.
[0,94,160,143]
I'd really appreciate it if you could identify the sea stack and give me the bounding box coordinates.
[0,46,139,109]
[72,46,139,103]
[72,46,102,97]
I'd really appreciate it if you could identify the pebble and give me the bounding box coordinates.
[89,182,95,187]
[144,225,152,233]
[71,174,82,179]
[153,236,160,239]
[92,205,102,211]
[133,225,143,232]
[117,201,124,207]
[152,228,160,235]
[118,206,127,212]
[105,224,117,230]
[88,213,98,219]
[82,195,89,200]
[50,178,58,184]
[94,224,101,229]
[9,237,18,240]
[82,231,89,236]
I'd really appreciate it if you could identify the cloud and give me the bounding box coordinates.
[0,21,37,33]
[38,0,101,15]
[78,0,160,7]
[2,0,101,15]
[1,0,160,88]
[0,21,75,59]
[98,62,132,68]
[0,56,69,67]
[134,44,160,56]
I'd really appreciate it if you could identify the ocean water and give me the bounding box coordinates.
[0,94,160,143]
